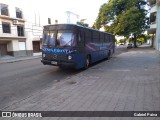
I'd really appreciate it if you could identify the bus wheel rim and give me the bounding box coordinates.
[86,58,89,67]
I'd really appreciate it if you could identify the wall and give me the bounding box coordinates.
[156,6,160,51]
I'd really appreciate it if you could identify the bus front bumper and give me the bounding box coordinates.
[41,60,76,68]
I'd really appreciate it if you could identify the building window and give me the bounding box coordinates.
[17,26,24,36]
[16,8,23,19]
[2,22,11,33]
[150,12,156,24]
[0,4,9,16]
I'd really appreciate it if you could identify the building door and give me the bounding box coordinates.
[0,44,7,56]
[32,41,40,53]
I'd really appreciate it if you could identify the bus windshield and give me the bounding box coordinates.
[43,31,76,47]
[43,31,56,46]
[57,31,76,47]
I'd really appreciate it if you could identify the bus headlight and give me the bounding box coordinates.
[68,55,72,60]
[43,54,46,58]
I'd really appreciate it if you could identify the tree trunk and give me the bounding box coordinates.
[133,34,137,48]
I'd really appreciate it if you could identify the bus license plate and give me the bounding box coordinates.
[51,61,57,65]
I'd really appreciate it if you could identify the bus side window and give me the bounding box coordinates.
[105,34,110,43]
[77,31,84,47]
[100,32,104,45]
[85,30,91,43]
[92,30,99,43]
[78,32,81,42]
[110,35,114,42]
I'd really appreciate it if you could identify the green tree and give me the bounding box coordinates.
[77,21,89,27]
[119,38,127,44]
[136,34,152,43]
[115,38,118,45]
[137,37,145,45]
[95,0,149,47]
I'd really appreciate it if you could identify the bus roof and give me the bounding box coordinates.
[43,24,113,35]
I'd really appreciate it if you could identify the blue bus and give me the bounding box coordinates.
[41,24,115,69]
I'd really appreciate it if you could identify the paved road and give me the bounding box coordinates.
[0,46,126,110]
[0,48,126,109]
[0,46,160,120]
[0,58,80,109]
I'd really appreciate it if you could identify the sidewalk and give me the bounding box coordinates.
[0,55,41,64]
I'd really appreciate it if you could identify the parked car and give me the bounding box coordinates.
[127,44,133,48]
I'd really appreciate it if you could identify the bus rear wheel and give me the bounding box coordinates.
[84,56,90,69]
[107,51,111,60]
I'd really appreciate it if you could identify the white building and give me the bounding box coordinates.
[0,2,28,57]
[147,0,160,51]
[0,1,56,57]
[0,1,82,57]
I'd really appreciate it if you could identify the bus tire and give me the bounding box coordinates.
[107,51,111,60]
[84,55,90,69]
[113,48,115,53]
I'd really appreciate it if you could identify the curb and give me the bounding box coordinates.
[0,56,41,64]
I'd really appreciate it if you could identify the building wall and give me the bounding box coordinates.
[155,6,160,51]
[1,1,79,57]
[0,2,28,57]
[148,1,160,51]
[24,20,43,56]
[0,19,25,37]
[0,1,49,57]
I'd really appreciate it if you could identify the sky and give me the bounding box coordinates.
[0,0,108,26]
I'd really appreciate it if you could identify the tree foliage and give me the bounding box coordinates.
[77,21,89,27]
[94,0,149,47]
[119,38,128,44]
